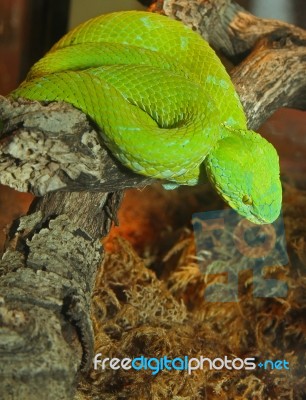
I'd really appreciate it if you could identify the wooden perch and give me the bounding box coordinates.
[0,0,305,399]
[0,190,123,399]
[0,99,154,196]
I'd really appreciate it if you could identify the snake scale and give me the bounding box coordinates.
[10,11,282,224]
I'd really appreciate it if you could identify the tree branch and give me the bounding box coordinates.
[0,190,123,399]
[0,98,154,195]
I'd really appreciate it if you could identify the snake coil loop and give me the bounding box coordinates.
[11,11,282,224]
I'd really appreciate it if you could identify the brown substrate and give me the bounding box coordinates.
[76,178,306,400]
[0,111,304,400]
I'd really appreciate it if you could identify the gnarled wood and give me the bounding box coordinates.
[0,98,154,196]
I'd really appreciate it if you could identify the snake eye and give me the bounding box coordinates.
[242,195,253,205]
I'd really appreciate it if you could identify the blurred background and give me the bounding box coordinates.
[0,0,305,252]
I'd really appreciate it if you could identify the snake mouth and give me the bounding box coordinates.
[248,207,281,225]
[248,212,271,225]
[207,175,280,225]
[222,194,278,225]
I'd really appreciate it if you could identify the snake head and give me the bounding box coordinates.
[205,129,282,224]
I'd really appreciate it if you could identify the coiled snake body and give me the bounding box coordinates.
[11,11,282,224]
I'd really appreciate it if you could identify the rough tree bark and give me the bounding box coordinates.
[0,0,305,399]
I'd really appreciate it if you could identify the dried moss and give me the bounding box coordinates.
[77,181,306,400]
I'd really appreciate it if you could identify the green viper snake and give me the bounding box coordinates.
[10,11,282,224]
